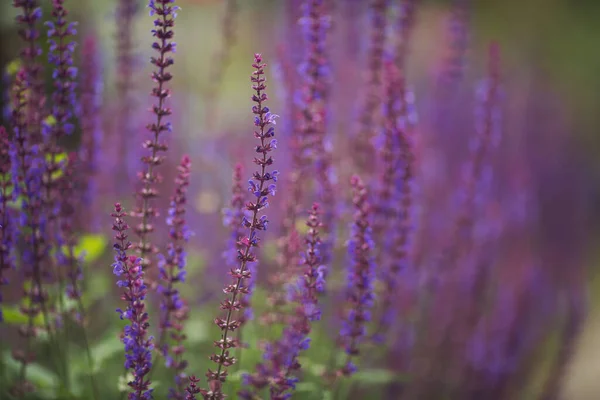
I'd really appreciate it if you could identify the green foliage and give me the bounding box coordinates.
[0,306,46,327]
[6,59,22,76]
[71,234,107,264]
[2,352,60,399]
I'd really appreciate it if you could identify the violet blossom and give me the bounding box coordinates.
[222,164,252,324]
[202,53,278,400]
[13,0,45,143]
[112,203,154,400]
[78,34,103,231]
[9,69,52,397]
[337,175,375,377]
[0,127,14,322]
[133,0,180,273]
[157,155,192,399]
[352,0,388,176]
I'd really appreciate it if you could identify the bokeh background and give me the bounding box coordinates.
[0,0,599,398]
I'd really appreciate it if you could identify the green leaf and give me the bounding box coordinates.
[44,151,68,180]
[352,368,410,385]
[118,372,134,392]
[73,234,107,264]
[297,357,326,376]
[183,317,209,343]
[2,352,59,398]
[262,239,278,262]
[186,250,206,274]
[7,195,25,211]
[0,305,45,326]
[322,390,333,400]
[5,59,21,76]
[296,382,319,393]
[229,369,248,382]
[82,273,110,309]
[90,331,124,373]
[44,115,57,128]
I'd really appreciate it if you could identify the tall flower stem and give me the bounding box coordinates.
[334,176,375,381]
[9,69,58,394]
[202,53,278,400]
[114,0,139,193]
[134,0,179,276]
[147,155,192,399]
[112,203,154,400]
[0,126,14,323]
[43,0,79,383]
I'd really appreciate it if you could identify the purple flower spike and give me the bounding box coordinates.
[42,0,78,238]
[133,0,180,275]
[185,375,201,400]
[352,0,388,175]
[337,175,375,377]
[46,0,78,138]
[9,68,52,396]
[58,153,85,304]
[299,0,336,270]
[114,0,140,191]
[0,127,15,322]
[157,155,192,398]
[13,0,45,143]
[202,53,278,400]
[78,34,103,231]
[372,62,416,343]
[111,203,154,400]
[222,164,254,326]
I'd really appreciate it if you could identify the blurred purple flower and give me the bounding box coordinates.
[132,0,180,276]
[112,203,154,400]
[157,155,192,399]
[337,175,375,377]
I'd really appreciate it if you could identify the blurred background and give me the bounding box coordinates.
[0,0,599,398]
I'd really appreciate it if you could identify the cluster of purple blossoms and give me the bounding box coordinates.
[298,0,336,268]
[133,0,180,274]
[202,53,278,400]
[45,0,78,138]
[0,127,15,322]
[44,0,79,308]
[114,0,140,189]
[157,155,192,399]
[338,175,375,377]
[112,203,154,400]
[222,164,254,325]
[184,375,201,400]
[353,0,388,174]
[57,153,85,304]
[77,34,103,230]
[9,68,52,395]
[9,3,52,391]
[13,0,45,143]
[372,61,416,343]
